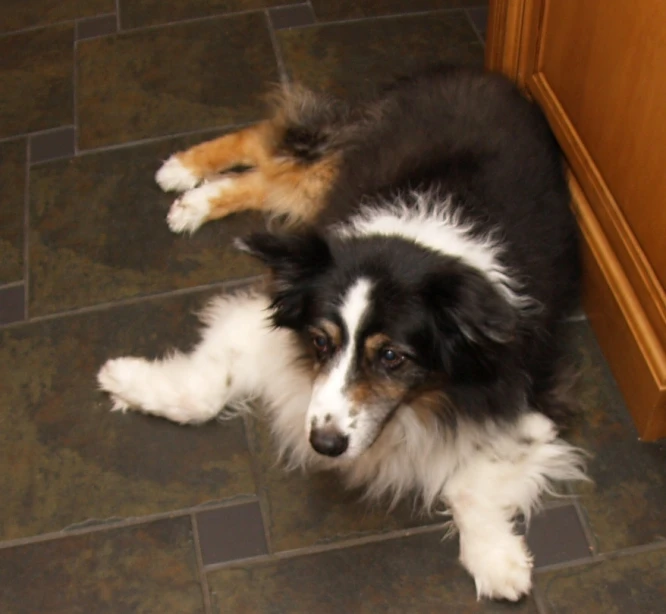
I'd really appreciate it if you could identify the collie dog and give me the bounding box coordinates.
[98,66,587,601]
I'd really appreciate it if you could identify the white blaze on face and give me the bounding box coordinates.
[307,278,373,453]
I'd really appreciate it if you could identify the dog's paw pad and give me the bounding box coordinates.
[156,156,200,192]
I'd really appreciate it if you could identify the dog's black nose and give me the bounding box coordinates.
[309,428,349,457]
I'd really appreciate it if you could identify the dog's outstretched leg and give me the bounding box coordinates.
[155,122,273,193]
[443,413,587,601]
[97,292,310,425]
[156,85,347,233]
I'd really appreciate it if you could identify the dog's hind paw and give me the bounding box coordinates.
[156,155,200,192]
[167,182,226,234]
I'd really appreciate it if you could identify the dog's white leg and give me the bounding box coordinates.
[97,352,229,424]
[444,413,587,601]
[97,292,308,425]
[445,483,533,601]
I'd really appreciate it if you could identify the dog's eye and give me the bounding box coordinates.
[312,333,330,354]
[379,348,405,369]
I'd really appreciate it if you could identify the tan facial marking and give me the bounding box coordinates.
[407,388,454,424]
[317,320,342,348]
[363,333,392,361]
[348,376,409,408]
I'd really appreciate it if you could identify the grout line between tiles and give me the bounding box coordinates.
[602,539,666,559]
[306,0,317,22]
[533,538,666,575]
[464,8,486,47]
[0,18,75,39]
[74,13,118,41]
[0,280,24,290]
[540,496,582,511]
[22,139,31,320]
[306,0,319,25]
[78,12,117,21]
[531,581,551,614]
[72,38,79,155]
[0,495,259,552]
[259,6,479,32]
[203,521,450,573]
[0,275,264,331]
[1,127,76,150]
[19,125,77,139]
[0,3,481,41]
[75,122,253,157]
[191,514,214,614]
[0,134,24,145]
[572,497,598,556]
[119,8,261,35]
[265,10,289,86]
[241,415,274,555]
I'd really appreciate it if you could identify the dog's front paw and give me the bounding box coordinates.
[156,155,200,192]
[97,357,148,412]
[461,533,533,601]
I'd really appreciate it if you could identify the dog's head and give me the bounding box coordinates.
[237,229,517,460]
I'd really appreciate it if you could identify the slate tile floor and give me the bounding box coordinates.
[1,2,665,612]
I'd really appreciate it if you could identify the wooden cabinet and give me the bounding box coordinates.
[486,0,666,440]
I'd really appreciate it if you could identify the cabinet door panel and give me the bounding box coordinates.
[540,0,666,289]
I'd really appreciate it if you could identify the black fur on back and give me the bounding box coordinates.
[246,65,582,430]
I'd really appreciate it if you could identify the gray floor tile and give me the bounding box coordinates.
[526,505,592,568]
[0,0,113,34]
[567,321,666,553]
[0,518,205,614]
[28,132,263,316]
[0,288,256,541]
[119,0,293,30]
[0,26,74,139]
[0,139,26,284]
[30,128,76,164]
[76,14,118,40]
[269,4,316,29]
[278,11,484,99]
[77,13,279,149]
[196,501,268,565]
[0,284,25,325]
[208,532,539,612]
[311,0,487,22]
[537,547,666,613]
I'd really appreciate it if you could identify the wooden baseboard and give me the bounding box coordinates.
[570,176,666,440]
[527,72,666,440]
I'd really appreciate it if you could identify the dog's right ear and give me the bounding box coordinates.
[235,230,332,327]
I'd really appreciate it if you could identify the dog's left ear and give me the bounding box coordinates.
[235,229,332,327]
[421,265,518,382]
[421,265,517,346]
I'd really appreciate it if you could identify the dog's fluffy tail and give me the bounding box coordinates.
[267,83,352,163]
